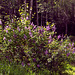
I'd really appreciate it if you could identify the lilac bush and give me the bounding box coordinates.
[1,15,75,74]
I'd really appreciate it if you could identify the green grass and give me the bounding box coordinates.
[0,61,35,75]
[0,61,50,75]
[0,60,75,75]
[63,64,75,75]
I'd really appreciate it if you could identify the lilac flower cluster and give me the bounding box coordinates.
[4,26,11,34]
[17,27,21,32]
[8,39,12,42]
[3,37,6,40]
[13,34,17,38]
[58,35,61,39]
[48,35,53,43]
[46,25,50,31]
[38,28,44,34]
[52,25,56,32]
[29,32,33,37]
[45,50,48,55]
[24,34,27,39]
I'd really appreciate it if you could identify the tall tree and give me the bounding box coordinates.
[29,0,33,23]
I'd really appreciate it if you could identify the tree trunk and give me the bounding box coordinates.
[71,3,74,21]
[36,0,39,26]
[9,1,12,20]
[24,0,27,17]
[46,12,47,24]
[41,13,42,26]
[30,0,33,23]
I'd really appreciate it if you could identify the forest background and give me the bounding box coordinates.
[0,0,75,35]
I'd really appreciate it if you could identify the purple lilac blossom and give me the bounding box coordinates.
[58,35,61,39]
[6,30,8,33]
[17,27,20,31]
[31,22,34,26]
[33,40,35,43]
[33,58,36,62]
[39,28,44,34]
[0,19,2,24]
[24,34,27,39]
[45,50,48,55]
[28,26,31,32]
[73,48,75,54]
[25,26,27,29]
[28,26,30,30]
[37,64,40,67]
[29,32,33,37]
[8,39,12,42]
[26,16,28,20]
[13,34,17,38]
[13,29,14,31]
[21,62,25,67]
[12,19,14,23]
[52,25,56,32]
[3,37,6,40]
[5,56,9,59]
[27,63,30,66]
[48,39,53,43]
[67,53,70,56]
[33,26,37,30]
[49,35,52,39]
[6,26,9,28]
[4,26,8,30]
[73,47,75,50]
[9,27,11,29]
[72,51,75,54]
[69,43,71,47]
[21,17,24,20]
[65,49,66,52]
[46,25,50,31]
[72,43,74,46]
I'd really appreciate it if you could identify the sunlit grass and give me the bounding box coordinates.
[63,64,75,75]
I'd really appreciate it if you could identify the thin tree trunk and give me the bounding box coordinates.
[2,16,5,29]
[57,2,58,19]
[65,23,67,34]
[46,12,47,24]
[9,1,12,20]
[41,13,42,26]
[25,0,26,17]
[36,0,39,26]
[71,3,74,21]
[30,0,33,23]
[63,0,68,34]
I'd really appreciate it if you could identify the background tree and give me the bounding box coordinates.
[0,0,75,35]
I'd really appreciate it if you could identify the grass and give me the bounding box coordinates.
[0,60,75,75]
[64,64,75,75]
[0,61,34,75]
[0,61,50,75]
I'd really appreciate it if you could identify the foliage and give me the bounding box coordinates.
[0,1,75,74]
[0,13,75,75]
